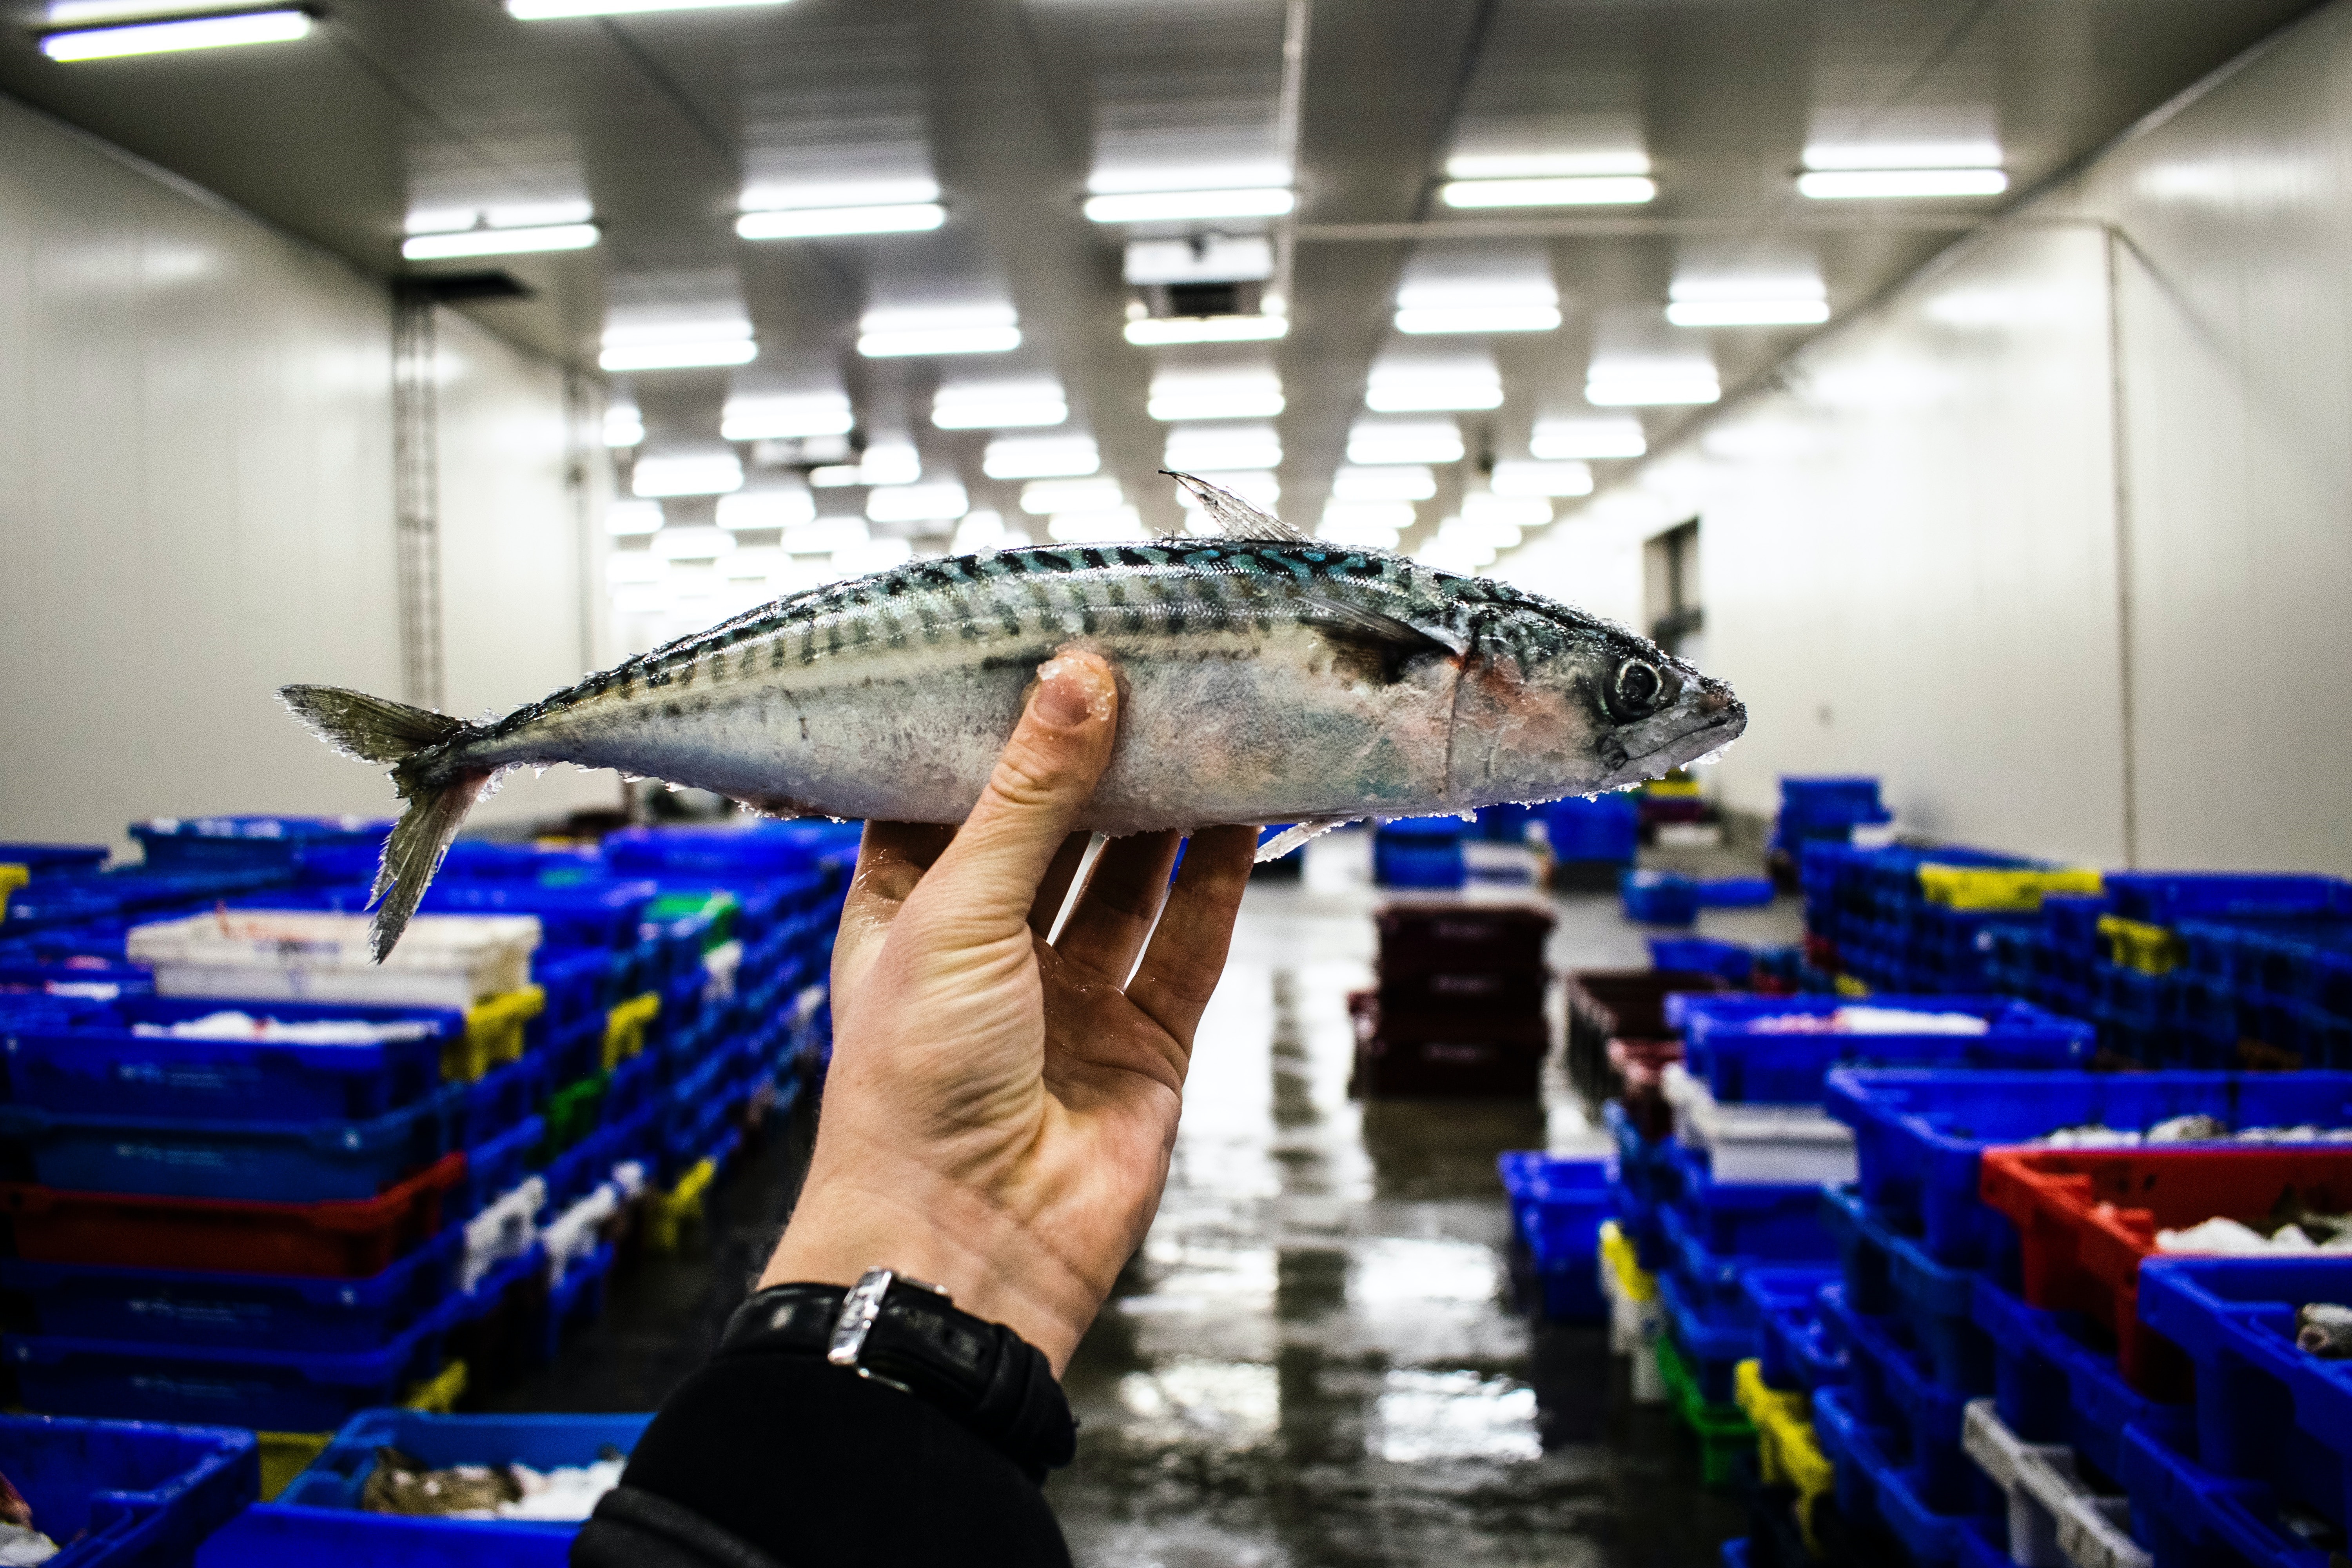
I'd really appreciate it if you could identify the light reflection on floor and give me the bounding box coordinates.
[1048,829,1793,1567]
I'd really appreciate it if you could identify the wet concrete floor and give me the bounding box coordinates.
[495,830,1799,1567]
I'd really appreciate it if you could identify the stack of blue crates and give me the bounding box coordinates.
[1372,815,1468,888]
[1800,842,2051,995]
[1496,1152,1610,1322]
[1543,793,1641,868]
[1773,778,1892,859]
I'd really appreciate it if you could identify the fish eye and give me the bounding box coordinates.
[1609,659,1665,719]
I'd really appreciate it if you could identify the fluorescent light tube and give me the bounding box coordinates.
[856,443,922,486]
[715,490,816,530]
[1666,298,1831,327]
[1171,470,1278,509]
[1331,465,1435,503]
[1020,477,1123,515]
[737,203,945,240]
[1394,303,1560,335]
[1530,417,1646,460]
[403,223,597,260]
[808,465,863,488]
[603,407,644,448]
[607,501,664,536]
[935,383,1067,431]
[952,510,1007,552]
[1364,381,1501,414]
[1047,507,1144,543]
[1164,425,1281,472]
[1437,176,1655,209]
[986,437,1100,481]
[509,0,793,17]
[1797,168,2007,200]
[784,517,869,554]
[1083,188,1295,223]
[1803,140,2003,171]
[606,551,663,584]
[1584,376,1720,407]
[42,7,310,60]
[1323,500,1417,533]
[857,325,1020,358]
[600,339,757,372]
[1492,460,1593,498]
[720,395,854,441]
[1318,518,1402,550]
[1418,537,1496,573]
[1124,315,1289,346]
[633,455,744,497]
[1444,150,1650,180]
[866,483,968,524]
[1463,493,1553,528]
[651,525,731,561]
[1347,419,1464,466]
[1148,377,1285,422]
[831,537,913,577]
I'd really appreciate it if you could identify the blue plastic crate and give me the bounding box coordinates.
[1542,794,1639,863]
[1659,1200,1837,1312]
[1660,1269,1755,1405]
[0,1224,463,1354]
[1821,1284,1974,1515]
[197,1408,650,1568]
[1663,1146,1839,1273]
[1743,1266,1846,1392]
[544,1241,615,1361]
[1648,937,1754,982]
[453,1114,545,1223]
[1496,1152,1611,1274]
[129,816,387,874]
[1622,871,1700,927]
[0,1413,257,1568]
[9,1296,456,1430]
[1678,995,2094,1104]
[1811,1385,1975,1568]
[532,947,610,1039]
[2,996,459,1124]
[2119,1421,2315,1568]
[451,1051,550,1151]
[1372,820,1466,889]
[1976,1269,2192,1495]
[2138,1256,2352,1539]
[1818,1186,1993,1396]
[2107,873,2352,925]
[438,839,605,883]
[0,1078,461,1203]
[1824,1069,2352,1269]
[419,880,656,951]
[603,820,858,880]
[0,844,112,877]
[1700,877,1776,909]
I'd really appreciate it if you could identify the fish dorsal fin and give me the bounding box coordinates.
[1162,470,1312,544]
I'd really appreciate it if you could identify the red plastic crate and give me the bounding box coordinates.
[1978,1145,2352,1394]
[0,1152,465,1278]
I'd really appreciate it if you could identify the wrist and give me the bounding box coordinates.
[760,1174,1099,1374]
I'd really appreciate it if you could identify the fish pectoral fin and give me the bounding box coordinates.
[1294,590,1468,657]
[1255,818,1355,862]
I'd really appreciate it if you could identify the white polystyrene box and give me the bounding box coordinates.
[127,909,540,1009]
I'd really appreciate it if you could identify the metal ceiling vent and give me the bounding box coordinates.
[1123,234,1273,321]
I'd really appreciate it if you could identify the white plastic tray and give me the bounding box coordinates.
[1963,1399,2151,1568]
[1665,1063,1858,1185]
[128,909,540,1009]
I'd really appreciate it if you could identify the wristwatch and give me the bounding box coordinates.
[717,1268,1078,1479]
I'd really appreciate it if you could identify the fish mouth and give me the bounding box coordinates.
[1600,685,1747,786]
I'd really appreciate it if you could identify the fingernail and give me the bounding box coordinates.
[1034,655,1106,729]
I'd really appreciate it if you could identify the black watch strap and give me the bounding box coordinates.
[718,1272,1078,1480]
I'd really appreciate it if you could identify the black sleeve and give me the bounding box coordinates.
[572,1292,1075,1568]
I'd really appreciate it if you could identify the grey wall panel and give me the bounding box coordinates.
[0,94,403,849]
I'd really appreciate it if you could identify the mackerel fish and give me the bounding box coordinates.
[283,474,1744,957]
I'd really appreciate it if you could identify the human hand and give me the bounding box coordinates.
[758,650,1259,1372]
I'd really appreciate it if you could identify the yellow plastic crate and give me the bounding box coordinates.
[1737,1357,1833,1554]
[404,1357,468,1413]
[603,991,661,1072]
[1833,973,1871,999]
[1598,1219,1657,1304]
[646,1158,715,1252]
[0,866,26,923]
[442,985,545,1082]
[2098,915,2183,975]
[1918,866,2103,912]
[255,1431,332,1502]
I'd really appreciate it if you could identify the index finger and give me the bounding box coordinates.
[833,820,955,1017]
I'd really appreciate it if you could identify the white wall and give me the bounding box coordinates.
[1506,2,2352,875]
[0,94,608,851]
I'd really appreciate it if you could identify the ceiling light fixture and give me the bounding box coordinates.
[599,328,758,373]
[1393,303,1560,335]
[607,500,664,536]
[1020,477,1123,516]
[737,203,944,240]
[632,454,744,497]
[401,223,597,261]
[855,443,922,487]
[1666,298,1831,327]
[40,5,311,60]
[1164,425,1281,472]
[507,0,793,18]
[1047,507,1145,543]
[1584,374,1720,407]
[1797,168,2006,200]
[715,489,817,531]
[1491,460,1593,498]
[866,482,968,524]
[1147,373,1284,423]
[650,524,731,561]
[720,394,853,442]
[934,383,1068,430]
[856,306,1021,359]
[1444,150,1651,180]
[1530,416,1646,460]
[1437,176,1655,209]
[783,517,869,555]
[1346,419,1464,466]
[1083,188,1295,224]
[1363,376,1502,414]
[1318,518,1403,550]
[1322,500,1417,534]
[1331,465,1435,503]
[985,437,1100,481]
[1463,494,1553,530]
[603,406,644,448]
[1123,314,1288,346]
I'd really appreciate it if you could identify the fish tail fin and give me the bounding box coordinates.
[278,684,491,962]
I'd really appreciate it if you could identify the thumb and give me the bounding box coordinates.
[902,650,1120,939]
